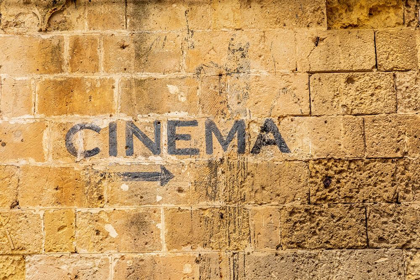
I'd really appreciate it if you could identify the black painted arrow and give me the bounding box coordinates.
[117,166,175,186]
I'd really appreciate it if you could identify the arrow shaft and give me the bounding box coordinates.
[118,172,160,182]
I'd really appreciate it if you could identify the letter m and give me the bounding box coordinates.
[205,119,246,154]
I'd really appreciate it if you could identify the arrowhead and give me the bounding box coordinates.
[160,166,175,186]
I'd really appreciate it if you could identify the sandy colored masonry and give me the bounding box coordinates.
[0,0,420,279]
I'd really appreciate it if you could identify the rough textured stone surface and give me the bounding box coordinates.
[310,73,396,115]
[19,166,104,208]
[368,204,420,248]
[296,30,375,72]
[395,71,420,113]
[165,207,249,251]
[37,78,115,116]
[68,35,99,73]
[0,78,33,118]
[26,255,110,280]
[0,166,18,209]
[0,36,64,75]
[376,30,418,71]
[0,121,47,162]
[243,250,404,279]
[76,209,161,253]
[0,211,42,254]
[309,159,399,204]
[280,205,367,249]
[326,0,404,29]
[44,209,75,252]
[0,256,25,280]
[250,208,281,250]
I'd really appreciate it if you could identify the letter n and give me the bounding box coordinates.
[126,121,161,156]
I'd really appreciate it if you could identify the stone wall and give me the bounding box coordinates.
[0,0,419,279]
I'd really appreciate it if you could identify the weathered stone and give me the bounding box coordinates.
[0,256,25,280]
[296,30,375,72]
[280,205,367,249]
[405,250,420,280]
[0,36,64,75]
[103,33,183,74]
[309,159,399,204]
[310,73,396,115]
[0,121,47,162]
[186,31,296,75]
[243,250,404,279]
[0,211,42,254]
[104,163,190,206]
[19,166,104,208]
[395,71,420,113]
[396,159,420,202]
[364,115,410,158]
[326,0,404,29]
[250,207,281,250]
[0,166,18,209]
[368,204,420,248]
[120,77,199,116]
[68,35,99,73]
[44,209,75,252]
[191,160,309,205]
[85,0,125,30]
[165,207,249,251]
[76,209,161,253]
[26,255,110,280]
[37,78,115,116]
[376,30,418,71]
[0,77,33,118]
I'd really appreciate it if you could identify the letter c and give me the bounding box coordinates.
[65,123,101,158]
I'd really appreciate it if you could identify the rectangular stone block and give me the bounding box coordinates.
[36,78,115,116]
[186,30,296,75]
[103,33,183,74]
[19,166,104,208]
[243,250,404,279]
[44,209,75,252]
[120,77,199,116]
[246,74,310,117]
[68,35,99,73]
[0,166,18,209]
[190,160,309,205]
[376,30,418,71]
[368,204,420,248]
[26,255,110,280]
[0,121,47,162]
[85,0,125,30]
[280,205,367,249]
[0,256,25,280]
[165,206,249,251]
[1,77,34,118]
[310,73,396,115]
[0,36,64,75]
[397,159,420,202]
[395,71,420,113]
[405,250,420,280]
[250,207,281,251]
[0,211,42,254]
[296,30,375,72]
[364,115,411,158]
[238,0,326,29]
[309,159,398,204]
[76,209,161,253]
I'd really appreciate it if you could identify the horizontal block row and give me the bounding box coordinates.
[3,249,412,279]
[1,30,419,76]
[5,72,420,120]
[0,30,400,76]
[2,114,420,162]
[1,0,327,33]
[3,204,420,254]
[1,158,420,208]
